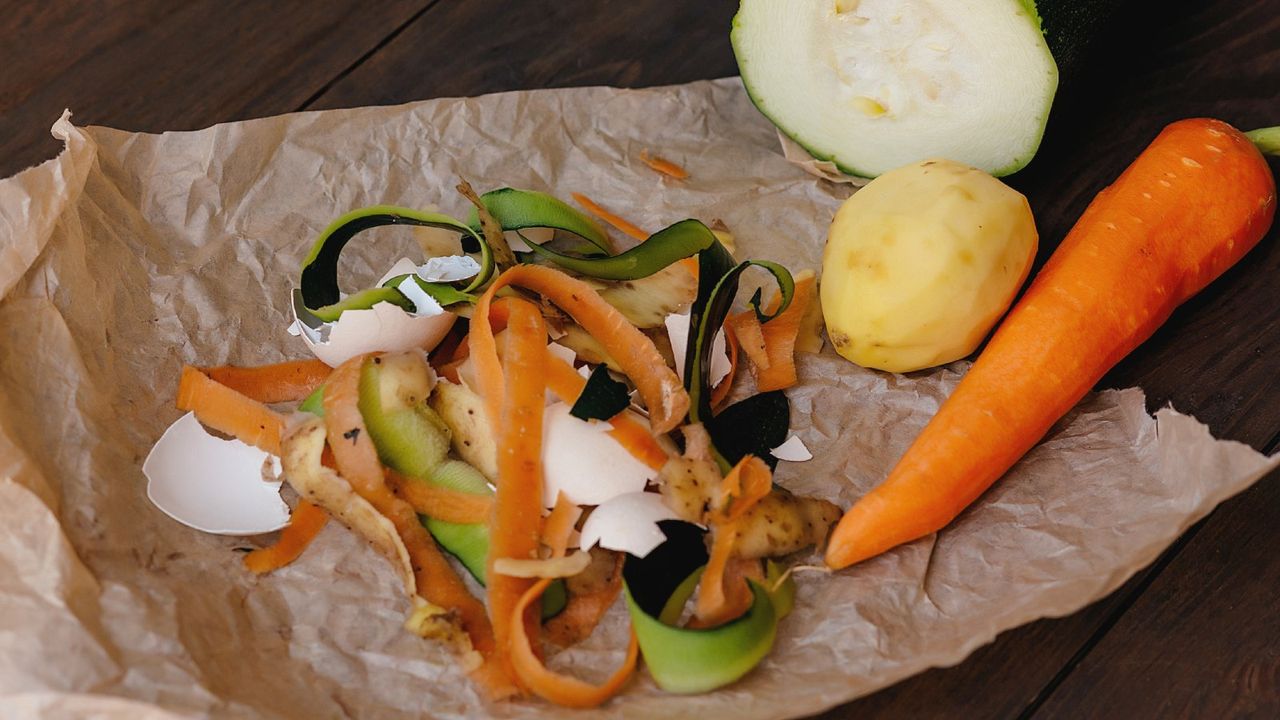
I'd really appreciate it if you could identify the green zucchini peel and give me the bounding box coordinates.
[466,187,612,254]
[686,254,794,430]
[380,274,477,307]
[310,287,414,323]
[624,567,788,694]
[523,218,720,281]
[569,365,630,421]
[298,205,491,315]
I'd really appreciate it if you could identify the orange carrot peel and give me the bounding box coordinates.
[755,271,816,391]
[202,359,333,404]
[571,192,649,241]
[727,271,816,393]
[472,264,689,434]
[243,500,329,574]
[639,150,690,180]
[694,455,772,627]
[388,469,495,525]
[509,495,639,707]
[176,365,284,455]
[480,298,549,689]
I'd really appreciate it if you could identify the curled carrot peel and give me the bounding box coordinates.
[323,356,512,696]
[481,298,549,689]
[388,469,494,525]
[725,271,816,392]
[571,192,649,241]
[243,500,329,574]
[474,264,689,434]
[543,493,582,553]
[727,310,769,374]
[695,455,772,627]
[202,359,332,404]
[544,355,670,471]
[508,494,638,707]
[756,271,815,391]
[639,150,690,180]
[826,118,1279,570]
[511,579,640,708]
[176,365,284,455]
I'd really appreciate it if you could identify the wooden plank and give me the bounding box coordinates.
[305,0,741,108]
[0,0,433,178]
[314,1,1280,718]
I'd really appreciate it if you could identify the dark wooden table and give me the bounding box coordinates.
[3,1,1277,717]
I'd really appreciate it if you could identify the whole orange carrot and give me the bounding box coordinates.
[826,119,1277,570]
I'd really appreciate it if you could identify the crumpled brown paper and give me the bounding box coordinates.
[0,78,1275,720]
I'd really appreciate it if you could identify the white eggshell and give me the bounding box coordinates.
[665,312,731,386]
[770,435,813,462]
[290,288,456,368]
[541,402,653,507]
[395,276,445,316]
[579,492,680,558]
[144,412,289,535]
[378,257,421,284]
[418,255,480,282]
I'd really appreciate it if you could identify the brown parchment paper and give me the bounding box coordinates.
[0,78,1276,720]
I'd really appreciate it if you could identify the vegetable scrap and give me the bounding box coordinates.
[143,182,833,707]
[639,150,690,180]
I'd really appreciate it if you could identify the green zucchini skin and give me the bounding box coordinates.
[1032,0,1120,86]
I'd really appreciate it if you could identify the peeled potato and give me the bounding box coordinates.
[821,159,1038,373]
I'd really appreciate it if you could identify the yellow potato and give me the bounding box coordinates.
[821,159,1038,372]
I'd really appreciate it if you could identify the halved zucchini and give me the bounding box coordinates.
[731,0,1058,177]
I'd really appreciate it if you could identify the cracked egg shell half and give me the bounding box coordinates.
[290,266,458,368]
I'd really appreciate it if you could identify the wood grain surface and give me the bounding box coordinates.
[2,1,1276,717]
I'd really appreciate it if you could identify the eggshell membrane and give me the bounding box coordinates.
[143,412,289,535]
[579,491,680,558]
[418,255,480,282]
[541,402,654,507]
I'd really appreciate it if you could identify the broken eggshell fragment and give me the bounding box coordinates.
[289,259,462,368]
[665,312,731,387]
[579,491,681,558]
[417,255,481,283]
[541,402,654,507]
[143,412,290,535]
[770,435,812,462]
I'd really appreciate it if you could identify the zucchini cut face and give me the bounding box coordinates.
[732,0,1058,177]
